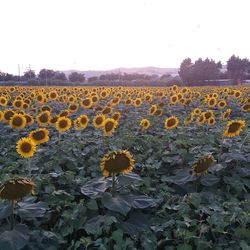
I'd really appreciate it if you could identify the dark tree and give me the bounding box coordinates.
[38,69,56,80]
[227,55,250,85]
[54,71,67,81]
[68,72,85,82]
[178,58,193,84]
[23,70,36,80]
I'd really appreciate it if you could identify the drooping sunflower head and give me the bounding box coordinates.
[223,120,246,137]
[208,117,216,126]
[55,117,71,132]
[0,111,3,121]
[149,105,157,116]
[196,112,206,125]
[164,116,179,129]
[192,155,215,176]
[9,113,27,129]
[24,114,34,126]
[73,118,81,130]
[140,118,150,130]
[100,150,134,177]
[103,118,118,136]
[241,104,250,112]
[221,109,231,121]
[0,178,36,201]
[16,137,36,158]
[59,109,70,117]
[112,112,121,121]
[29,128,49,145]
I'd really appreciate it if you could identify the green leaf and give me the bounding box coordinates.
[200,174,220,186]
[81,177,112,198]
[117,173,142,185]
[124,194,162,209]
[101,193,131,215]
[0,224,29,250]
[164,169,197,185]
[16,201,49,218]
[118,211,151,236]
[0,202,12,219]
[177,244,192,250]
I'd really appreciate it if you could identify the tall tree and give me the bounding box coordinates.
[178,58,193,84]
[23,69,36,80]
[227,55,250,85]
[68,72,85,82]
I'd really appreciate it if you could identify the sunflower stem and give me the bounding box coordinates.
[28,157,32,176]
[112,173,115,197]
[240,132,250,151]
[10,200,15,230]
[218,135,224,163]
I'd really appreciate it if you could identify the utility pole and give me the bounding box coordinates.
[18,64,20,82]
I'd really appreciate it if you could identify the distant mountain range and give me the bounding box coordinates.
[63,67,179,79]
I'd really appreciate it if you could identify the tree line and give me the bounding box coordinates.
[179,55,250,85]
[0,69,86,85]
[1,55,250,86]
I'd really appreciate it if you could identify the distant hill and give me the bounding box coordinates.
[63,67,179,79]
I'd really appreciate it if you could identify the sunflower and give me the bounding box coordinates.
[81,98,93,108]
[93,114,105,128]
[36,111,51,126]
[13,99,23,109]
[103,118,118,136]
[134,98,142,107]
[50,116,59,126]
[0,178,36,201]
[170,94,178,105]
[29,128,49,145]
[59,109,70,117]
[49,91,58,100]
[112,112,121,121]
[24,114,34,126]
[208,117,216,126]
[221,109,231,121]
[217,100,227,109]
[149,105,157,116]
[192,155,215,176]
[0,111,3,121]
[207,97,217,107]
[68,103,79,113]
[204,110,214,120]
[223,120,246,137]
[164,116,179,129]
[73,118,81,130]
[16,137,36,158]
[55,117,71,132]
[0,96,8,106]
[78,114,89,129]
[102,106,112,115]
[140,119,150,130]
[241,104,250,112]
[192,108,201,116]
[9,113,27,129]
[154,108,163,117]
[3,109,15,122]
[196,112,206,125]
[100,150,134,177]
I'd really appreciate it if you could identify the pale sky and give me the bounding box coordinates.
[0,0,250,74]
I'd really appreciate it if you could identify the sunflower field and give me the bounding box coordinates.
[0,85,250,250]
